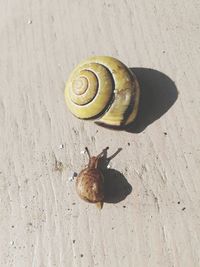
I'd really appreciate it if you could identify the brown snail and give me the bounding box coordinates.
[65,56,140,128]
[76,147,107,209]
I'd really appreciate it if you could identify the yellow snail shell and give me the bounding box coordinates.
[65,56,140,127]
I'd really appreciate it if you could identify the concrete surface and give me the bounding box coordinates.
[0,0,200,266]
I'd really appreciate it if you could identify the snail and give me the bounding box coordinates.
[65,56,140,127]
[76,147,108,209]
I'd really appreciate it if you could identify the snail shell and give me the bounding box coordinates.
[76,147,105,209]
[65,56,140,127]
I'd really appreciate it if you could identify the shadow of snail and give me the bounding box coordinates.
[126,68,178,133]
[103,168,132,204]
[100,148,132,204]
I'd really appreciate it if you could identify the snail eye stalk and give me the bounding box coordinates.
[85,147,91,159]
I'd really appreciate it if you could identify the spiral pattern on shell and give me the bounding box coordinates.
[65,56,140,127]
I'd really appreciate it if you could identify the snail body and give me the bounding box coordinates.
[76,147,105,209]
[65,56,140,127]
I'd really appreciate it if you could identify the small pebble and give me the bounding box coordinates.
[73,240,76,244]
[55,161,63,172]
[164,132,167,136]
[68,176,73,182]
[27,20,32,24]
[128,142,130,146]
[58,144,64,149]
[80,254,84,258]
[182,207,186,211]
[10,241,14,246]
[80,150,86,155]
[68,172,77,182]
[107,164,111,169]
[177,201,180,204]
[123,205,126,208]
